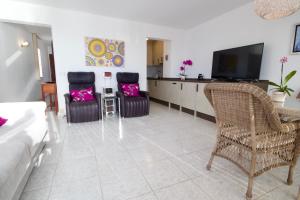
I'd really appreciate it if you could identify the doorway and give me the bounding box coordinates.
[147,39,165,79]
[0,21,56,104]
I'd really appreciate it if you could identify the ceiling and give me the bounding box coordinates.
[10,0,251,29]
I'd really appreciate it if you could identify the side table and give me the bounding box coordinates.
[102,96,120,118]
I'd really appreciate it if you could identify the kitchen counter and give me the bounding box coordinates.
[147,77,269,84]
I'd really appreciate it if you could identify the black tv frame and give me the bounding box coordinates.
[211,43,264,81]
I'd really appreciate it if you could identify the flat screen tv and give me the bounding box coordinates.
[211,43,264,80]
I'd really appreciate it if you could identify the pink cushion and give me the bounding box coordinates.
[121,83,140,97]
[70,87,95,102]
[0,117,8,126]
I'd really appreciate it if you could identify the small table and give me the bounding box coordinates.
[102,96,120,118]
[274,98,300,199]
[274,98,300,121]
[41,82,58,113]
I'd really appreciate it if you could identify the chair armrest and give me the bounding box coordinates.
[139,90,149,97]
[95,93,102,119]
[116,91,124,98]
[281,121,300,133]
[64,94,71,123]
[64,93,71,104]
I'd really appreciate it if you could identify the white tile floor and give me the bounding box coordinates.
[20,102,300,200]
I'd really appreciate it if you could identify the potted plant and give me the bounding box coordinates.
[269,56,297,102]
[179,59,193,80]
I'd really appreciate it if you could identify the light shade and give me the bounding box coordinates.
[255,0,300,20]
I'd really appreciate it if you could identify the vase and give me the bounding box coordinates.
[271,91,287,102]
[180,75,186,80]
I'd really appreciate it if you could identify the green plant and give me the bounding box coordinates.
[269,56,297,96]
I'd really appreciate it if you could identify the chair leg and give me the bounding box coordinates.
[288,156,298,185]
[246,175,254,200]
[246,152,256,200]
[287,164,296,185]
[206,153,215,170]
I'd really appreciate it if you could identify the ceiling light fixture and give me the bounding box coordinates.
[255,0,300,20]
[20,41,30,48]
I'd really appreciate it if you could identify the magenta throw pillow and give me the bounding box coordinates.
[70,87,95,102]
[121,83,140,97]
[0,117,8,127]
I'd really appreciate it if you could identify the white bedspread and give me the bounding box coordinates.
[0,102,47,156]
[0,101,47,200]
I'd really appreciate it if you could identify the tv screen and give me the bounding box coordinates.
[211,43,264,80]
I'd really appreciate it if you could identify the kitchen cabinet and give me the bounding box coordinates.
[195,83,215,116]
[147,40,163,66]
[148,79,215,118]
[168,81,181,105]
[181,82,197,111]
[148,79,268,121]
[156,80,170,102]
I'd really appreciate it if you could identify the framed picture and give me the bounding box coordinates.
[85,37,125,67]
[292,24,300,54]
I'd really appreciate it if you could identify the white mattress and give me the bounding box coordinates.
[0,102,47,157]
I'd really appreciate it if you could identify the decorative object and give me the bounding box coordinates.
[20,41,29,48]
[205,83,300,200]
[269,56,297,102]
[0,117,8,126]
[121,83,140,97]
[85,37,125,67]
[254,0,300,20]
[70,87,95,102]
[179,59,193,80]
[292,24,300,54]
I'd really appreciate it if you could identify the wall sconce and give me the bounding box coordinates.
[20,41,30,48]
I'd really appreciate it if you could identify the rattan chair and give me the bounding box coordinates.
[204,83,300,200]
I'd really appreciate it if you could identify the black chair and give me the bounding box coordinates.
[116,72,150,118]
[64,72,102,123]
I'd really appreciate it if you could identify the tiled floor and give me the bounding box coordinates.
[20,102,300,200]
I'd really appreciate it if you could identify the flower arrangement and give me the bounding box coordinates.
[179,59,193,79]
[269,56,297,101]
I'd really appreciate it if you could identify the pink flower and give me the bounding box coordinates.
[280,56,288,64]
[180,66,185,71]
[186,60,193,65]
[183,59,193,66]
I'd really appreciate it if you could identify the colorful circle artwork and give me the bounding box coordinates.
[112,55,124,67]
[85,56,96,66]
[118,42,125,56]
[98,58,105,65]
[85,37,124,67]
[108,43,116,52]
[105,52,113,60]
[88,39,106,57]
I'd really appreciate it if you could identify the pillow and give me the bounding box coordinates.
[121,83,140,97]
[70,87,95,102]
[0,117,7,127]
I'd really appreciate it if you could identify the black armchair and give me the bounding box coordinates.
[65,72,102,123]
[116,72,150,118]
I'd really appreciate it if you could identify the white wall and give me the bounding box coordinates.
[0,0,185,114]
[184,3,300,95]
[0,22,41,102]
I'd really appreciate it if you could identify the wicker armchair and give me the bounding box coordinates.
[204,83,300,200]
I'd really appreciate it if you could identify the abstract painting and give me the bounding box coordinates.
[292,24,300,54]
[85,37,125,67]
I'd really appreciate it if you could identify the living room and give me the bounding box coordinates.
[0,0,300,200]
